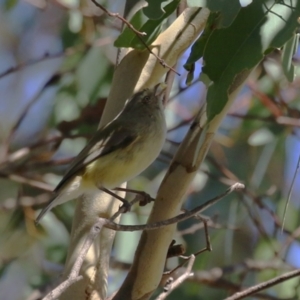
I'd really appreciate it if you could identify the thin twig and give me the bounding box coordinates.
[105,183,244,232]
[71,220,106,277]
[42,219,106,300]
[42,276,83,300]
[191,276,293,300]
[135,35,180,75]
[6,174,53,191]
[91,0,180,76]
[0,52,63,80]
[4,74,60,154]
[41,183,244,299]
[224,268,300,300]
[91,0,146,36]
[0,45,87,80]
[164,217,212,276]
[0,193,49,211]
[156,255,195,300]
[110,192,144,221]
[193,216,212,255]
[178,218,238,235]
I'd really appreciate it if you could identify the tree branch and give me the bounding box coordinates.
[91,0,146,36]
[224,269,300,300]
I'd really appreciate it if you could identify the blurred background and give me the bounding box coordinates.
[0,0,300,299]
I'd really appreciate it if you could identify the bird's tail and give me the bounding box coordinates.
[35,195,58,225]
[35,181,83,225]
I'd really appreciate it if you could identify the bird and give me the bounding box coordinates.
[35,83,167,224]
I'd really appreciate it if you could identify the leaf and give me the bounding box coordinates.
[114,0,180,50]
[202,0,300,121]
[187,0,242,27]
[129,21,162,50]
[281,33,299,82]
[114,10,145,48]
[186,63,195,85]
[143,0,169,19]
[184,12,219,71]
[131,0,180,50]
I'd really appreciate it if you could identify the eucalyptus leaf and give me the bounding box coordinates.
[115,0,180,50]
[281,33,299,82]
[114,0,180,50]
[187,0,241,27]
[114,9,145,48]
[143,0,169,19]
[184,12,219,71]
[131,0,180,49]
[202,0,300,121]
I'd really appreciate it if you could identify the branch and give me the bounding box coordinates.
[0,45,87,80]
[91,0,146,37]
[42,276,83,300]
[62,7,210,300]
[163,217,212,278]
[224,269,300,300]
[90,0,180,75]
[42,219,107,300]
[156,255,195,300]
[43,183,242,299]
[104,183,244,232]
[5,174,52,191]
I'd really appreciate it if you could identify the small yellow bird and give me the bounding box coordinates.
[35,84,167,224]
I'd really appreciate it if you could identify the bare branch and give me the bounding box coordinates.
[42,276,83,300]
[42,219,107,300]
[224,269,300,300]
[156,255,195,300]
[164,216,213,278]
[0,45,86,80]
[105,183,245,232]
[5,174,52,191]
[90,0,146,37]
[90,0,180,75]
[193,216,212,255]
[41,183,243,298]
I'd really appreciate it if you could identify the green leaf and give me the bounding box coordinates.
[184,12,219,71]
[202,0,300,121]
[260,1,300,49]
[187,0,242,27]
[114,0,180,50]
[281,33,299,82]
[143,0,169,19]
[114,9,145,48]
[186,63,195,85]
[131,0,180,50]
[129,21,162,50]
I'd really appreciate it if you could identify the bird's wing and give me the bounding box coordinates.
[55,122,138,191]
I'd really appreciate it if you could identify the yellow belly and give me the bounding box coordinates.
[81,130,165,189]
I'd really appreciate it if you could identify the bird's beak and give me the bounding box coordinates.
[154,83,167,97]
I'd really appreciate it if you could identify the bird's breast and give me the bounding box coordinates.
[82,117,166,189]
